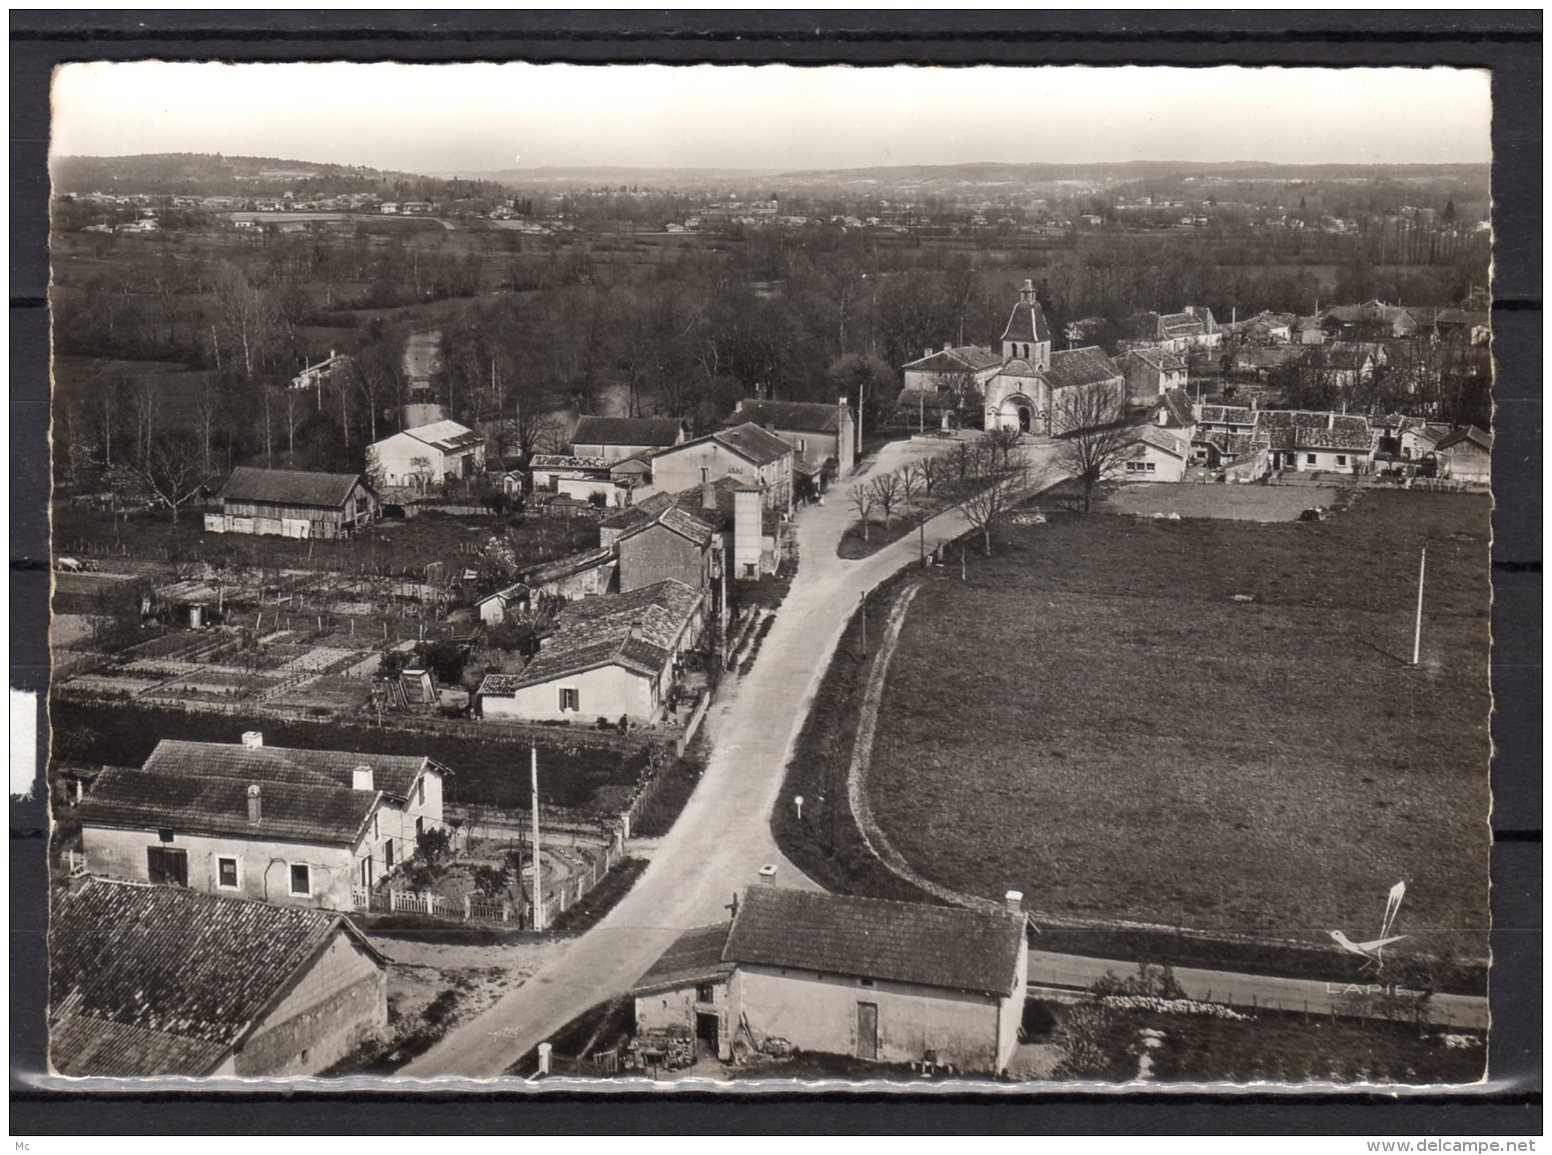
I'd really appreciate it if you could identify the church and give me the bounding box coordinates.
[982,280,1126,435]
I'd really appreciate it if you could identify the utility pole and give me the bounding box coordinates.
[530,747,544,931]
[858,590,867,654]
[919,519,926,567]
[1411,545,1427,667]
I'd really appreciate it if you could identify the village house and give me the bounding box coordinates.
[604,477,785,582]
[475,545,618,625]
[1434,425,1492,484]
[1134,306,1221,352]
[570,415,689,461]
[366,419,486,491]
[899,343,1003,394]
[526,454,650,509]
[476,578,706,724]
[289,351,350,392]
[1258,410,1377,474]
[49,878,387,1077]
[1121,346,1189,405]
[648,423,795,514]
[632,886,1029,1074]
[723,397,856,486]
[984,281,1127,434]
[1304,341,1388,391]
[75,735,449,911]
[208,468,378,540]
[1120,425,1192,482]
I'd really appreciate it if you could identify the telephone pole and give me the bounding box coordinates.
[1411,545,1427,667]
[530,747,544,931]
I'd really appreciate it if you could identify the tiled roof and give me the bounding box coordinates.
[400,420,484,454]
[1158,311,1209,338]
[1256,410,1375,452]
[1198,405,1256,426]
[724,888,1024,997]
[142,739,439,800]
[1159,388,1196,429]
[630,923,736,996]
[1127,426,1190,458]
[50,879,374,1077]
[483,579,703,691]
[901,346,1002,373]
[219,467,362,509]
[1000,299,1051,344]
[572,416,685,449]
[729,399,846,435]
[518,545,616,588]
[1435,425,1492,453]
[80,766,378,846]
[529,454,613,472]
[996,357,1041,379]
[1128,347,1188,374]
[1045,346,1123,390]
[706,423,795,466]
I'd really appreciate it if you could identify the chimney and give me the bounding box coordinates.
[1251,395,1259,413]
[1004,889,1023,914]
[757,864,779,886]
[246,784,262,824]
[924,346,932,359]
[629,624,644,642]
[241,730,263,748]
[1328,411,1335,429]
[701,481,717,512]
[942,342,952,352]
[352,765,374,792]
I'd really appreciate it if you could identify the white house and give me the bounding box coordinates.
[899,344,1004,394]
[1122,347,1189,405]
[632,886,1029,1075]
[477,579,705,724]
[525,454,650,509]
[49,878,387,1077]
[723,397,856,482]
[1121,426,1191,483]
[367,420,486,491]
[76,736,449,912]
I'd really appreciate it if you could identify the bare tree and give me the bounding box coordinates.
[956,450,1027,557]
[868,471,905,530]
[897,462,923,507]
[848,482,876,542]
[1051,382,1133,513]
[116,432,216,526]
[983,426,1023,470]
[917,452,945,497]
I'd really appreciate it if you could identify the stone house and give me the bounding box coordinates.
[603,478,784,582]
[632,886,1029,1075]
[76,736,449,911]
[648,423,795,514]
[724,397,856,483]
[366,419,487,491]
[49,878,386,1077]
[1259,410,1377,473]
[899,344,1003,395]
[476,578,706,724]
[475,546,618,625]
[1122,347,1189,405]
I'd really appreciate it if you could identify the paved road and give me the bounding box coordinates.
[1026,952,1487,1030]
[402,436,1065,1078]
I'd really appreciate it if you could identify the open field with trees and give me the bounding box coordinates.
[866,487,1491,969]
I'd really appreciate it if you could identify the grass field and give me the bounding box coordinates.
[867,487,1492,964]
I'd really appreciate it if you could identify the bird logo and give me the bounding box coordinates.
[1329,881,1408,973]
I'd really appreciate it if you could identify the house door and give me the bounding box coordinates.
[695,1012,720,1055]
[361,855,373,889]
[856,1002,879,1061]
[146,847,188,886]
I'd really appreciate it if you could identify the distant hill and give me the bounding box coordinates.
[49,153,501,201]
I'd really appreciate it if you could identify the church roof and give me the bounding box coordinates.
[1046,346,1122,390]
[996,357,1041,379]
[1000,299,1051,344]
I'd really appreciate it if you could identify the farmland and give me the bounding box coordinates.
[865,488,1492,966]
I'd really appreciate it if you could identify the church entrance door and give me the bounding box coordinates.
[1017,406,1032,433]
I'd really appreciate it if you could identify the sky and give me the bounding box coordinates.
[50,63,1492,173]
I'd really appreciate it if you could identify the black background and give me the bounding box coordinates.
[9,9,1541,1136]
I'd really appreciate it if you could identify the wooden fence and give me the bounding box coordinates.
[350,885,514,924]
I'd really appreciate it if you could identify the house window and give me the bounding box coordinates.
[859,978,875,988]
[696,983,715,1002]
[795,438,807,453]
[559,687,580,712]
[417,780,425,807]
[744,563,756,578]
[146,847,188,886]
[1336,455,1348,466]
[416,816,424,838]
[372,813,379,839]
[289,864,312,896]
[699,467,710,483]
[1306,454,1317,465]
[216,857,240,890]
[1145,462,1156,473]
[385,840,395,870]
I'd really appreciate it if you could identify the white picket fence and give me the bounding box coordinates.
[351,886,513,924]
